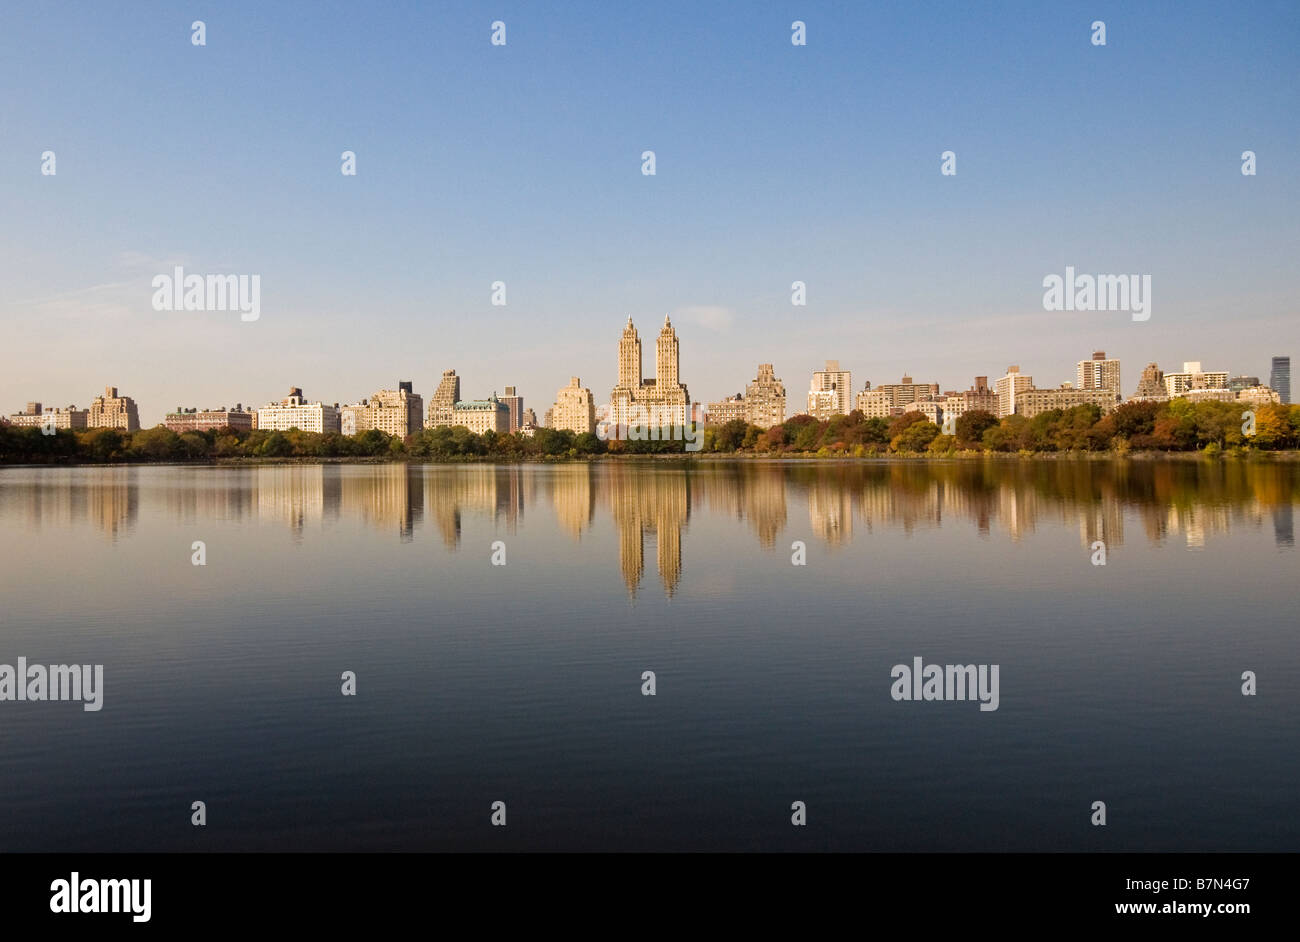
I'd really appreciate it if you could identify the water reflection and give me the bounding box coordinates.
[1,460,1295,595]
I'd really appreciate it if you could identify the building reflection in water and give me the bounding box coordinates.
[3,459,1294,594]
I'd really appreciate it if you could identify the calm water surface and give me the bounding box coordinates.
[0,459,1296,851]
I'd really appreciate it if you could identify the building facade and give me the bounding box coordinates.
[609,316,691,429]
[994,367,1033,418]
[904,400,944,425]
[341,381,423,437]
[1271,356,1291,404]
[1162,362,1229,399]
[869,376,940,411]
[499,386,524,433]
[452,395,510,434]
[1014,385,1122,418]
[941,378,998,422]
[257,387,341,433]
[744,363,786,428]
[1237,386,1281,407]
[88,386,141,431]
[707,394,747,425]
[7,402,88,430]
[164,406,254,433]
[426,370,461,428]
[807,360,851,419]
[1131,363,1168,401]
[551,377,595,435]
[1076,351,1122,402]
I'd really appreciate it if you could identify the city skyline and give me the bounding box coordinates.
[5,330,1291,431]
[3,2,1298,427]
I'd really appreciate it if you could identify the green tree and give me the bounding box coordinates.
[954,410,998,449]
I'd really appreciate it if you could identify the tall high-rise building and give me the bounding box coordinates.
[618,318,642,390]
[1270,356,1291,404]
[1131,362,1167,401]
[610,316,691,428]
[552,377,596,435]
[499,386,524,433]
[994,367,1033,418]
[807,360,851,419]
[88,386,140,431]
[744,363,787,428]
[1076,351,1122,402]
[426,369,461,428]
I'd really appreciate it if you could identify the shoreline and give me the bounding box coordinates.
[3,449,1300,469]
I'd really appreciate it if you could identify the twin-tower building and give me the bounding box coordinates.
[609,315,691,429]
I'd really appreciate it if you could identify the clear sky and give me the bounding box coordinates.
[2,0,1297,425]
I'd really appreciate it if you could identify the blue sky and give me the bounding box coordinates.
[2,0,1297,424]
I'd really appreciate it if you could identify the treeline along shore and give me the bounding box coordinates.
[3,400,1300,465]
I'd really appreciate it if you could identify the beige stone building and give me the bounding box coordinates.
[341,381,423,437]
[426,370,461,428]
[904,400,944,425]
[1237,386,1281,406]
[452,395,510,434]
[610,316,691,429]
[88,386,141,431]
[706,394,747,425]
[257,387,341,433]
[1014,385,1121,418]
[744,363,786,428]
[807,360,851,419]
[551,377,595,435]
[941,378,998,422]
[871,376,939,410]
[7,402,88,430]
[854,388,897,419]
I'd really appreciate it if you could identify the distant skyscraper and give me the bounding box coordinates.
[610,316,691,429]
[499,386,524,433]
[426,370,460,428]
[807,360,851,419]
[1076,351,1122,402]
[1270,356,1291,404]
